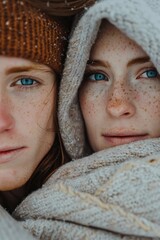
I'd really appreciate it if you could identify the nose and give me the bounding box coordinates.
[0,105,15,132]
[107,84,136,118]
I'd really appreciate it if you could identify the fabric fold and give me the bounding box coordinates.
[13,138,160,239]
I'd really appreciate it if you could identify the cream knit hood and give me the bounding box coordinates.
[59,0,160,159]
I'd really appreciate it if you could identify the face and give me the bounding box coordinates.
[79,21,160,152]
[0,56,56,190]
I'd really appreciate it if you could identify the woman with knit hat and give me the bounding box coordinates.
[2,0,160,239]
[0,0,72,213]
[0,1,95,239]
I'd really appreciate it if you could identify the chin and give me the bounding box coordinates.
[0,169,30,191]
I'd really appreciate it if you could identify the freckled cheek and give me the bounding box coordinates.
[80,95,93,116]
[138,93,160,116]
[132,91,141,101]
[16,99,39,115]
[150,99,160,117]
[79,87,102,118]
[14,94,54,126]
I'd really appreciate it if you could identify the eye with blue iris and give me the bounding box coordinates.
[16,78,38,86]
[10,76,40,90]
[11,76,40,90]
[86,72,108,81]
[140,69,159,79]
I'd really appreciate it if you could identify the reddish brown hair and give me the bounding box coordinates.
[26,0,95,16]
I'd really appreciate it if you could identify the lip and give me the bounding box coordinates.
[0,147,26,164]
[102,132,148,147]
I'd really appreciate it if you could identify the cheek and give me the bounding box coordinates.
[138,91,160,118]
[79,86,100,119]
[81,100,97,118]
[38,93,56,129]
[148,98,160,117]
[132,82,160,112]
[13,91,56,135]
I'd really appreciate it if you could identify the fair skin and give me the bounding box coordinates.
[0,56,56,191]
[79,21,160,152]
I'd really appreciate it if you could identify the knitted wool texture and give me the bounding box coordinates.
[58,0,160,159]
[0,206,35,240]
[0,0,70,73]
[9,138,160,239]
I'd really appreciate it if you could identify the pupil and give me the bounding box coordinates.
[147,70,157,78]
[21,78,33,85]
[96,74,103,80]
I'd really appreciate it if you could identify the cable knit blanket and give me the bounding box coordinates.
[7,138,160,239]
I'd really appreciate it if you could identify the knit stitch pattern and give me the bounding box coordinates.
[0,0,69,73]
[0,206,35,240]
[11,138,160,239]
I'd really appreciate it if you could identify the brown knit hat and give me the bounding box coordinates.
[0,0,70,73]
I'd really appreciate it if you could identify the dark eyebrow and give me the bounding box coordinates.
[87,57,151,68]
[5,65,54,75]
[127,56,151,67]
[87,59,110,68]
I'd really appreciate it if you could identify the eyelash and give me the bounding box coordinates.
[137,68,159,79]
[84,68,159,82]
[10,76,40,90]
[84,71,108,82]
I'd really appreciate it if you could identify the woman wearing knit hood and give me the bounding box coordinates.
[2,0,160,239]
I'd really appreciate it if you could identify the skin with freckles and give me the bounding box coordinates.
[79,20,160,152]
[0,56,56,191]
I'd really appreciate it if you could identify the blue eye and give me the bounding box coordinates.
[16,78,38,86]
[141,69,158,79]
[87,73,108,81]
[146,69,158,78]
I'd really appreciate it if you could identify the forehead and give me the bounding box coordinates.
[91,20,146,58]
[0,56,54,74]
[91,20,147,60]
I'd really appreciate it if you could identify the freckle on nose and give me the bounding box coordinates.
[109,98,124,107]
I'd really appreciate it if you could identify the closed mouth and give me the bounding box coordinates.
[0,147,25,154]
[0,147,26,163]
[102,134,148,146]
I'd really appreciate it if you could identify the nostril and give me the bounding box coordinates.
[124,112,130,115]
